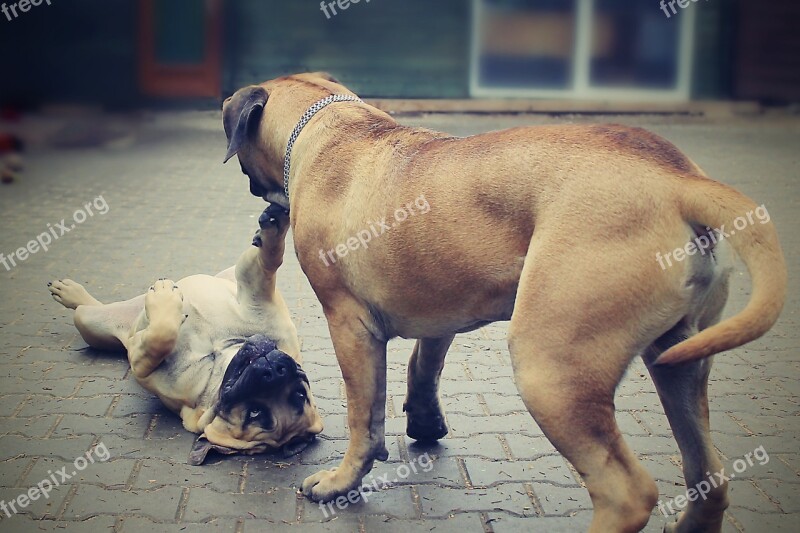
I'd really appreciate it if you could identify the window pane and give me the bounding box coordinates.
[478,0,577,90]
[590,0,680,89]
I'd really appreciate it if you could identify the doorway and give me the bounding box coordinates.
[138,0,223,98]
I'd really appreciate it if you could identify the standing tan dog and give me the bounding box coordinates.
[222,73,786,533]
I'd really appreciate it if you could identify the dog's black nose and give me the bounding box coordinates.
[251,350,297,386]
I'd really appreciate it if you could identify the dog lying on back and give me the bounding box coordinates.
[51,205,323,464]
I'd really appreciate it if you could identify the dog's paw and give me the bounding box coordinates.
[48,279,100,309]
[259,204,289,230]
[145,279,185,324]
[253,204,290,247]
[302,468,359,503]
[406,413,448,442]
[404,402,449,442]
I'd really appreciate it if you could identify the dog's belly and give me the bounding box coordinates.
[130,274,289,411]
[367,256,524,340]
[383,291,517,339]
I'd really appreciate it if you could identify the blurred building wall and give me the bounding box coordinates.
[0,0,138,108]
[0,0,797,106]
[735,0,800,102]
[223,0,470,98]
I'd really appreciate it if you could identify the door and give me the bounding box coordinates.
[139,0,223,98]
[471,0,695,101]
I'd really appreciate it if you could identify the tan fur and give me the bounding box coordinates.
[223,72,786,532]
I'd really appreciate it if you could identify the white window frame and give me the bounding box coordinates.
[469,0,697,101]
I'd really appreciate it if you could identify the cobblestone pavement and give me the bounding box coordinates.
[0,111,798,532]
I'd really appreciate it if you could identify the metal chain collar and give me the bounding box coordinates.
[283,94,363,199]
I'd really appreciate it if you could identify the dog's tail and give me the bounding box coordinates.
[655,176,786,365]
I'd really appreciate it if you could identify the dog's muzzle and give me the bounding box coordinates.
[219,335,305,408]
[249,177,268,198]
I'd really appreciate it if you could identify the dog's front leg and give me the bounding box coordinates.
[302,301,388,502]
[128,279,186,379]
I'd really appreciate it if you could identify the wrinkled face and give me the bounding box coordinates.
[191,336,323,464]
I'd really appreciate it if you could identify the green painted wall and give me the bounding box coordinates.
[223,0,471,98]
[0,0,138,108]
[691,0,737,99]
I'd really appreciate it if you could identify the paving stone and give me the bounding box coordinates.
[0,515,117,532]
[366,456,465,489]
[64,485,183,521]
[110,395,169,418]
[446,413,539,437]
[363,514,485,533]
[487,511,593,532]
[0,458,34,488]
[405,435,508,461]
[136,458,243,493]
[639,455,683,484]
[182,487,297,522]
[727,508,798,532]
[73,376,150,397]
[754,478,800,513]
[482,393,528,415]
[464,457,575,488]
[246,460,339,493]
[531,483,593,516]
[502,434,558,459]
[17,396,115,418]
[440,394,484,415]
[100,433,198,464]
[0,416,57,438]
[121,517,238,532]
[0,436,96,462]
[417,483,536,518]
[247,516,361,532]
[0,485,71,519]
[18,454,131,490]
[52,414,151,439]
[0,377,78,397]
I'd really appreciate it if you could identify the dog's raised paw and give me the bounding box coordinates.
[258,204,289,230]
[145,279,184,323]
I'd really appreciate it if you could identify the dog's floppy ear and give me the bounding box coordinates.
[223,86,269,164]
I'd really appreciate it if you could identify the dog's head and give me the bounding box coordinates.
[221,72,350,206]
[189,335,323,465]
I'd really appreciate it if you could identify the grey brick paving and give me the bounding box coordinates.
[1,112,798,531]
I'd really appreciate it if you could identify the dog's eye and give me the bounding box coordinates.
[248,409,261,419]
[295,389,306,401]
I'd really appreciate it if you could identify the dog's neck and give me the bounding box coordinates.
[263,191,290,210]
[282,94,363,201]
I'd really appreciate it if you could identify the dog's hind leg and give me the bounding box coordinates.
[404,335,455,441]
[50,279,143,351]
[643,278,731,533]
[507,238,667,532]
